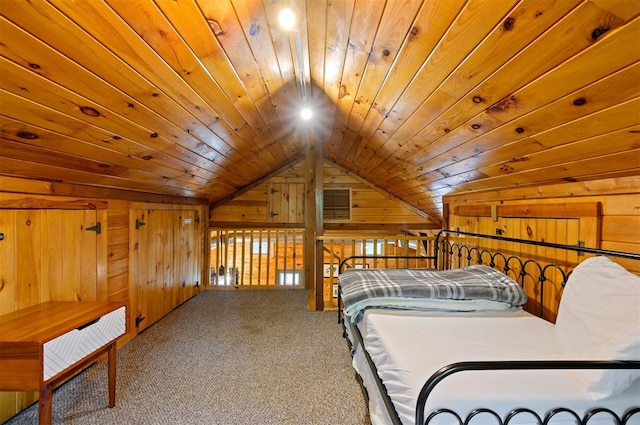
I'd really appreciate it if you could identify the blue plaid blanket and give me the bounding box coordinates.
[339,266,527,323]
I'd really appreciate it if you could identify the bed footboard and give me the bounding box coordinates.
[346,313,640,425]
[416,361,640,425]
[421,406,640,425]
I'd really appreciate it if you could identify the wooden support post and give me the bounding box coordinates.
[304,127,323,310]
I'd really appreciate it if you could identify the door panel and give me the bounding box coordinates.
[268,183,304,223]
[158,211,174,316]
[133,209,155,332]
[176,210,199,303]
[132,208,201,332]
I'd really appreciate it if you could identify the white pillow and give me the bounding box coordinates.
[555,256,640,400]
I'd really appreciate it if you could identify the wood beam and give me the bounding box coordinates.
[324,223,440,232]
[0,176,207,205]
[304,127,324,311]
[208,222,304,229]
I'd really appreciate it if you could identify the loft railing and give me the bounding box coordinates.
[209,230,435,296]
[319,234,435,308]
[210,229,304,287]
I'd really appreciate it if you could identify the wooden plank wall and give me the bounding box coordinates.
[444,176,640,266]
[210,160,433,227]
[444,175,640,320]
[0,180,207,424]
[107,200,130,334]
[0,195,107,421]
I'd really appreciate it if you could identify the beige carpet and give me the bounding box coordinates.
[4,289,370,425]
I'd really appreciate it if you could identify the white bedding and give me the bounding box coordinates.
[353,309,640,425]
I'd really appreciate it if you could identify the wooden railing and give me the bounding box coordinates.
[318,234,435,309]
[210,229,305,287]
[209,230,435,299]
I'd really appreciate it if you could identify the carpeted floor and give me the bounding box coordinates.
[4,290,370,425]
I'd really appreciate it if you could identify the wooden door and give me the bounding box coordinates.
[175,210,201,304]
[268,183,304,223]
[131,209,173,332]
[131,208,201,332]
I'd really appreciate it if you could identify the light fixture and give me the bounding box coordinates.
[279,5,309,121]
[300,107,312,120]
[278,8,296,30]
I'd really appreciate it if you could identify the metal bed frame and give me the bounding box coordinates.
[337,230,640,425]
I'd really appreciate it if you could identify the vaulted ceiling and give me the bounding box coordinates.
[1,0,639,223]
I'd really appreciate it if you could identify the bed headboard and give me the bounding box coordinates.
[435,229,640,265]
[435,230,640,321]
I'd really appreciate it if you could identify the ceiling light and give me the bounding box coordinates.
[301,107,312,120]
[279,8,296,30]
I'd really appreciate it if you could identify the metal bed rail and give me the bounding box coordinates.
[336,230,640,425]
[346,310,640,425]
[434,230,640,318]
[344,307,403,425]
[434,229,640,264]
[417,361,640,425]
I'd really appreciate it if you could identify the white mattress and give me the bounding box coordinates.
[352,309,640,425]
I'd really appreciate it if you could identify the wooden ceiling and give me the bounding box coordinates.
[0,0,639,223]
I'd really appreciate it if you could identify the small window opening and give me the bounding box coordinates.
[278,270,302,286]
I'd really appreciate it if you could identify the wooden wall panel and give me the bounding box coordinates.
[212,190,269,223]
[130,205,204,332]
[42,210,62,303]
[602,215,640,245]
[210,160,432,227]
[447,212,588,321]
[107,199,130,340]
[0,200,106,423]
[0,210,15,314]
[445,176,640,253]
[15,210,41,309]
[0,187,206,424]
[444,176,640,318]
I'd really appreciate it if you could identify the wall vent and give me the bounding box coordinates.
[324,189,351,220]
